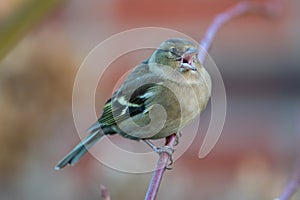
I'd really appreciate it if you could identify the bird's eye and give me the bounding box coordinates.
[169,47,180,59]
[170,47,176,54]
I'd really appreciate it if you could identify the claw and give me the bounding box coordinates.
[143,139,175,167]
[155,145,174,166]
[174,131,182,146]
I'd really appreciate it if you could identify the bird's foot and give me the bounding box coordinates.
[143,140,175,168]
[154,145,175,167]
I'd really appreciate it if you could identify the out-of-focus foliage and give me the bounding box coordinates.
[0,30,75,178]
[0,0,64,60]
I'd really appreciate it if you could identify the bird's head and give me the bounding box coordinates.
[148,38,204,84]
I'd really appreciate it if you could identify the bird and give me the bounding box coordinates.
[55,38,212,170]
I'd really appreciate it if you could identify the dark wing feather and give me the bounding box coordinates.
[96,64,164,135]
[98,83,155,127]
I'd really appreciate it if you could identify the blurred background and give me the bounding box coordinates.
[0,0,299,199]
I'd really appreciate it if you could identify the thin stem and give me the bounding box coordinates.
[198,0,282,64]
[100,184,111,200]
[276,176,300,200]
[275,158,300,200]
[144,134,177,200]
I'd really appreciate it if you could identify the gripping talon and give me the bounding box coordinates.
[155,146,174,166]
[143,139,175,167]
[174,131,182,146]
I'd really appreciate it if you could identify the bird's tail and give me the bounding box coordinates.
[55,128,105,170]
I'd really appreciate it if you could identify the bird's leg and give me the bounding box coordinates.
[143,139,174,166]
[143,139,158,151]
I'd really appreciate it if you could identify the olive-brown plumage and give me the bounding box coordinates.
[55,38,211,170]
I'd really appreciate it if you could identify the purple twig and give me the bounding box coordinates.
[198,0,282,64]
[144,134,177,200]
[276,173,300,200]
[100,184,111,200]
[145,1,283,200]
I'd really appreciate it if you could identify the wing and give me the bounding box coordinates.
[94,64,164,137]
[99,83,157,127]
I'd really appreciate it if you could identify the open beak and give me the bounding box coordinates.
[180,48,198,71]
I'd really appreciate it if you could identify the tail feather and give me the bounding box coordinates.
[55,129,105,170]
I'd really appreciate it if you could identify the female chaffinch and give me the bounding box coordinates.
[55,38,211,170]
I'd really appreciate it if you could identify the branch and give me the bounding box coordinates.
[145,1,283,200]
[198,0,282,64]
[100,184,111,200]
[275,169,300,200]
[144,134,177,200]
